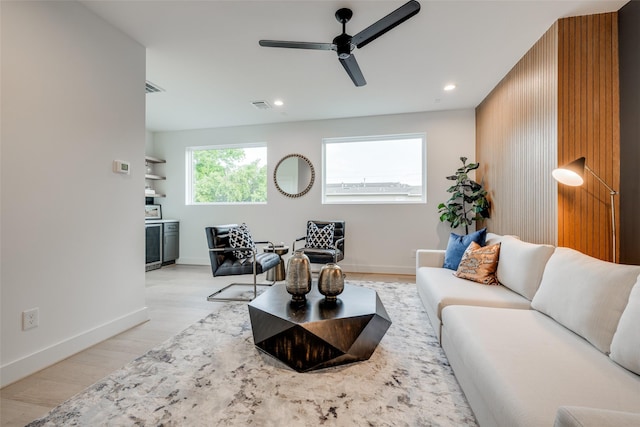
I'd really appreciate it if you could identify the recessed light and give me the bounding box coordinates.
[273,99,284,107]
[444,84,456,91]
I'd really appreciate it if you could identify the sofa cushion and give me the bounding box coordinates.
[443,228,486,270]
[610,276,640,375]
[531,247,640,354]
[554,406,640,427]
[454,241,500,285]
[441,306,640,427]
[495,235,555,300]
[416,266,530,341]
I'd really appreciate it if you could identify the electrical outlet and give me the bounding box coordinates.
[22,308,39,330]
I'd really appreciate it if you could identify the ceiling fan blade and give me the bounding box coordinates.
[259,40,335,51]
[339,55,366,87]
[351,0,421,49]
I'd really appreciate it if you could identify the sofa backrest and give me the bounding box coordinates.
[531,247,640,354]
[609,276,640,375]
[486,233,555,300]
[493,235,555,301]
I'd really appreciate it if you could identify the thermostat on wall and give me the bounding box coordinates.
[113,160,130,175]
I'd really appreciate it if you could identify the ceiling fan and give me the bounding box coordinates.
[259,1,421,87]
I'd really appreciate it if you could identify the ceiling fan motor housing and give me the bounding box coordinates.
[333,33,353,59]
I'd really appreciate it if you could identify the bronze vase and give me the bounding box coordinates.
[318,263,345,303]
[285,250,312,304]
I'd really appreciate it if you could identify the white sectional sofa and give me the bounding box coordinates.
[416,233,640,427]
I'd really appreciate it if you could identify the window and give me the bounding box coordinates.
[186,144,267,204]
[322,133,426,204]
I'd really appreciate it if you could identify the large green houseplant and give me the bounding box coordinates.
[438,157,491,235]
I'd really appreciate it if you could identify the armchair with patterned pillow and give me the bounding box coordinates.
[292,220,345,264]
[205,223,280,302]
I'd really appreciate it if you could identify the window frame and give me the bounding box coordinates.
[185,142,268,205]
[321,133,427,205]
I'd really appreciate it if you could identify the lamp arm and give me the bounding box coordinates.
[584,164,618,263]
[584,165,618,195]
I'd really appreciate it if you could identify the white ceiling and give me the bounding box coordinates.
[82,0,628,132]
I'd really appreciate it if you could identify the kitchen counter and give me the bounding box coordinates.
[145,219,179,224]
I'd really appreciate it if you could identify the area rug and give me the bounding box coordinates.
[28,281,477,426]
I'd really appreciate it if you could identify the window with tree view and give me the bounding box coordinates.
[187,144,267,204]
[322,134,426,204]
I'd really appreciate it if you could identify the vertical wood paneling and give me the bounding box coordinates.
[557,13,620,262]
[476,13,620,261]
[476,24,558,245]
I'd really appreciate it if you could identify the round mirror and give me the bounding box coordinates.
[274,154,315,198]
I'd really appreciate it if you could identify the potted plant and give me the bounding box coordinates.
[438,156,491,235]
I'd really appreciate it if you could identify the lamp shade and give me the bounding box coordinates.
[552,157,586,186]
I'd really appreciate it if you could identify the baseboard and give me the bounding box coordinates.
[339,263,416,276]
[177,259,415,276]
[176,258,209,266]
[0,307,149,388]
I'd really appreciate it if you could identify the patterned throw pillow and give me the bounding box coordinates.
[454,241,501,285]
[229,223,255,260]
[306,222,335,249]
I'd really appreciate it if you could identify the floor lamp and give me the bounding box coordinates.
[552,157,618,263]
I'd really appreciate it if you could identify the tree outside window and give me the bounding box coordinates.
[187,145,267,204]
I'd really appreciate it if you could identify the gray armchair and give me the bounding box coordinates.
[205,224,280,302]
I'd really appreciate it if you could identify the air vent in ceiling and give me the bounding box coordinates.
[251,100,272,110]
[145,81,164,94]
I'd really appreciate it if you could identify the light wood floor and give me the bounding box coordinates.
[0,265,414,426]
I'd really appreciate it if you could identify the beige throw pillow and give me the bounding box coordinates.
[454,241,501,285]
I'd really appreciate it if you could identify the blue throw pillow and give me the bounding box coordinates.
[443,228,487,270]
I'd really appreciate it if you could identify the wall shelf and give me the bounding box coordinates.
[145,174,165,180]
[145,155,166,198]
[145,155,166,164]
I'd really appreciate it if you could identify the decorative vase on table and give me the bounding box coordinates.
[318,263,345,303]
[285,250,312,304]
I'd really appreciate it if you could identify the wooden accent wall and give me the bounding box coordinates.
[557,13,619,262]
[476,23,558,245]
[476,13,621,262]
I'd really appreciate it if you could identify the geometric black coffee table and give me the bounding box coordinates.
[248,283,392,372]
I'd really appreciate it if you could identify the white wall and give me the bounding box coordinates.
[146,130,155,153]
[1,1,147,386]
[151,109,475,275]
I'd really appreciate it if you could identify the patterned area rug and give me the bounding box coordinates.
[28,281,477,426]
